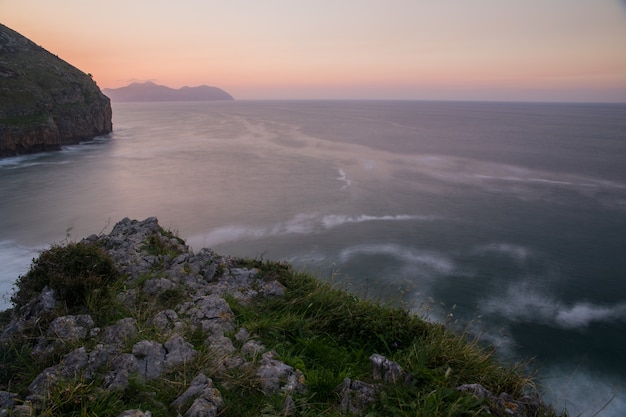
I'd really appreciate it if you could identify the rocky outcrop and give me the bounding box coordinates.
[0,218,300,417]
[0,23,112,157]
[0,217,555,417]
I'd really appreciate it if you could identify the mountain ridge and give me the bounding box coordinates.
[103,81,234,102]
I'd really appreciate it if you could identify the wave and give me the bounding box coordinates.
[0,136,111,170]
[190,212,438,247]
[336,169,352,190]
[0,241,42,311]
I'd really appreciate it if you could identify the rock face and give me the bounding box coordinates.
[103,81,234,102]
[0,23,112,157]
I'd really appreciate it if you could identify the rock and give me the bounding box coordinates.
[28,346,89,396]
[234,327,250,342]
[101,318,138,347]
[370,353,409,384]
[116,410,152,417]
[143,278,175,295]
[207,333,245,370]
[206,334,236,358]
[180,294,235,335]
[1,286,56,342]
[164,334,197,367]
[171,373,223,417]
[257,351,306,394]
[338,378,381,415]
[32,314,95,357]
[0,391,17,409]
[131,335,197,381]
[132,340,166,381]
[457,383,550,417]
[240,339,265,359]
[152,309,185,335]
[104,353,138,390]
[457,383,491,399]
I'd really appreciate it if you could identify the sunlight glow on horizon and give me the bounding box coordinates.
[2,0,626,101]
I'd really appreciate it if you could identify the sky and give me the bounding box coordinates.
[2,0,626,101]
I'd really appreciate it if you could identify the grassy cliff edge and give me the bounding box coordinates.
[0,217,566,417]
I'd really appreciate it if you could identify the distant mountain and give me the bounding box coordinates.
[103,82,234,102]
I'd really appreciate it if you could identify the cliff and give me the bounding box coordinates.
[0,217,563,417]
[103,81,234,102]
[0,23,112,157]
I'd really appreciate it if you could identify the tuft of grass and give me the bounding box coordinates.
[141,232,185,258]
[38,376,125,417]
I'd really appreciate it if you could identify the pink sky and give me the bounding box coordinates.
[2,0,626,101]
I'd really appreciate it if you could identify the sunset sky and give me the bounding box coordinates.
[2,0,626,101]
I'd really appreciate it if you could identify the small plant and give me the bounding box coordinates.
[38,376,125,417]
[141,229,185,257]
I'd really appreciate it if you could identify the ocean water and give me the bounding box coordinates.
[1,100,625,415]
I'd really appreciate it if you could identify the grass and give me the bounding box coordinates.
[226,260,558,416]
[0,235,565,416]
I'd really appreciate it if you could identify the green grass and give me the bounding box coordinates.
[225,259,561,416]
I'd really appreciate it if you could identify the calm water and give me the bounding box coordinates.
[1,100,625,416]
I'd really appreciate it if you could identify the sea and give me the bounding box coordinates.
[1,100,625,416]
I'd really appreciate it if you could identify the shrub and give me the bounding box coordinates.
[11,241,120,310]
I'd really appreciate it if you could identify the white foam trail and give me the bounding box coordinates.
[321,214,435,229]
[481,281,626,329]
[472,243,532,262]
[339,243,455,275]
[555,303,626,329]
[190,212,437,247]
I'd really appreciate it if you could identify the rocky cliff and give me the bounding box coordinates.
[0,23,112,157]
[0,217,560,417]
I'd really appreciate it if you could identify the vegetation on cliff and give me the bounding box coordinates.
[0,23,112,157]
[0,218,565,416]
